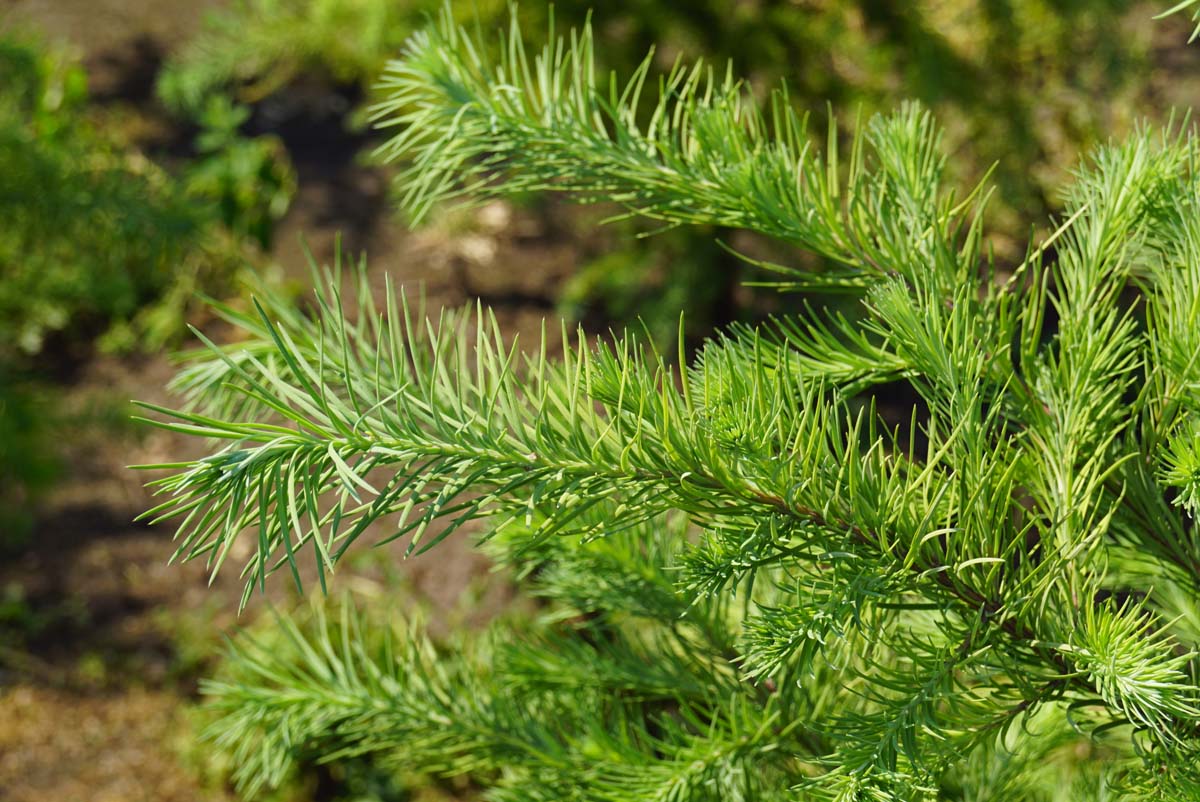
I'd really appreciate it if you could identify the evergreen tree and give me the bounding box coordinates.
[139,4,1200,798]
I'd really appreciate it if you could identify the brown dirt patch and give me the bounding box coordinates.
[0,684,235,802]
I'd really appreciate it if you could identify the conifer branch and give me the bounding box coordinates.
[138,4,1200,797]
[371,6,985,294]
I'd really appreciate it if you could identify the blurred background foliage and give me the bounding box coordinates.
[157,0,1179,337]
[1,1,1198,800]
[0,31,200,358]
[0,30,292,550]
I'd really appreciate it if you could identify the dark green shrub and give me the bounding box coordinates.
[0,33,204,355]
[183,96,296,250]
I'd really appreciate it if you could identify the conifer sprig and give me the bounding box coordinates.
[137,4,1200,798]
[371,7,986,294]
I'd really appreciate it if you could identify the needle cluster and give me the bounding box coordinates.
[140,5,1200,799]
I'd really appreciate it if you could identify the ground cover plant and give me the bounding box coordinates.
[141,4,1200,799]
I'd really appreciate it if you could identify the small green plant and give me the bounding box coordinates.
[184,96,296,250]
[0,33,200,355]
[141,5,1200,799]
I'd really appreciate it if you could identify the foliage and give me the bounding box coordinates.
[0,373,59,546]
[0,31,289,357]
[156,0,476,116]
[140,5,1200,800]
[159,0,1198,342]
[0,32,290,545]
[183,96,297,250]
[0,32,206,356]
